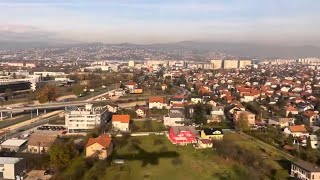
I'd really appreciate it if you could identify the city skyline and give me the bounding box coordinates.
[1,0,320,45]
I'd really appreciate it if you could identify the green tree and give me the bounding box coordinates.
[193,104,207,125]
[306,136,312,150]
[37,85,57,103]
[49,142,79,169]
[235,113,250,131]
[72,84,83,96]
[287,134,294,146]
[287,112,293,118]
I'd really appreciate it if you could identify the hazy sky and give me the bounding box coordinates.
[0,0,320,45]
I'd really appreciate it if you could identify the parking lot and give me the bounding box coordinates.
[35,125,67,135]
[36,125,65,131]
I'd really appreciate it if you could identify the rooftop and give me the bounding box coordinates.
[292,160,320,172]
[27,133,57,147]
[171,126,196,135]
[86,134,112,148]
[1,139,28,147]
[112,114,130,123]
[0,157,23,164]
[289,125,308,133]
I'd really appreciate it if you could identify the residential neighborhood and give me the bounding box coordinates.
[1,56,320,179]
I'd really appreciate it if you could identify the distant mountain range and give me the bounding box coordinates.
[1,41,320,59]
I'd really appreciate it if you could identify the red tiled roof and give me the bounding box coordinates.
[149,97,165,103]
[112,115,130,123]
[86,134,111,148]
[126,81,137,86]
[173,95,184,99]
[303,111,316,118]
[289,125,308,133]
[286,106,298,111]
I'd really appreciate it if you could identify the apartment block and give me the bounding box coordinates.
[65,104,108,133]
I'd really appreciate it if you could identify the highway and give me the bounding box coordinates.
[0,97,151,113]
[0,115,59,141]
[0,99,112,113]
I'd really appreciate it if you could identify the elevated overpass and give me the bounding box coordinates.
[0,97,150,120]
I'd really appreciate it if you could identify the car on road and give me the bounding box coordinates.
[17,129,25,133]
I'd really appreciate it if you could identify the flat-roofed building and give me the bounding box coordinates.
[0,157,26,180]
[211,60,223,69]
[291,160,320,180]
[65,104,108,133]
[233,111,256,125]
[239,60,252,68]
[0,139,28,152]
[223,60,239,69]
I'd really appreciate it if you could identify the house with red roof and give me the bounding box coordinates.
[168,126,197,145]
[86,134,113,159]
[125,81,138,90]
[303,111,319,126]
[112,115,130,131]
[149,97,166,109]
[284,125,309,137]
[285,106,299,117]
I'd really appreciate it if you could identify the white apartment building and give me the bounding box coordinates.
[211,60,223,69]
[0,157,26,180]
[65,104,108,133]
[239,60,252,68]
[128,60,135,67]
[223,60,239,69]
[33,71,66,77]
[2,62,36,68]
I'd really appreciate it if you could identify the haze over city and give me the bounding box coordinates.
[1,0,320,45]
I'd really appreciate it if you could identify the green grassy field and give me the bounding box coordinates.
[130,120,167,132]
[59,133,289,180]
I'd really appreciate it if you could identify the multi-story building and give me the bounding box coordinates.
[0,81,31,95]
[163,111,185,127]
[239,60,252,68]
[0,157,26,180]
[0,75,41,91]
[233,111,256,125]
[112,114,130,131]
[168,126,197,145]
[223,60,239,69]
[128,60,135,67]
[211,60,223,69]
[65,104,108,133]
[149,97,166,109]
[291,160,320,180]
[2,62,37,68]
[33,71,66,77]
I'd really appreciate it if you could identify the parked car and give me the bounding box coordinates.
[44,169,55,176]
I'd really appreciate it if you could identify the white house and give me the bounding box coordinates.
[135,108,146,117]
[303,135,320,149]
[284,125,309,137]
[190,97,202,104]
[112,115,130,131]
[211,106,224,116]
[149,97,165,109]
[163,112,184,127]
